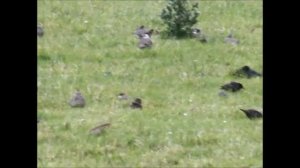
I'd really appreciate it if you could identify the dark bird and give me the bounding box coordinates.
[240,109,263,119]
[69,90,85,107]
[37,25,44,37]
[221,81,244,92]
[89,123,111,136]
[224,33,239,46]
[138,30,153,49]
[233,65,262,78]
[131,98,142,109]
[117,92,128,100]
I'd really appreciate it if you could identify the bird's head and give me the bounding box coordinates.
[134,98,142,104]
[242,65,250,71]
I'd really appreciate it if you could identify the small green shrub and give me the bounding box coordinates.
[160,0,199,38]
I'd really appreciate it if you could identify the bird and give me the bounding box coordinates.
[117,92,128,100]
[240,109,263,119]
[192,28,201,37]
[89,123,111,136]
[221,81,244,92]
[138,30,153,49]
[69,90,85,107]
[130,98,142,109]
[135,25,146,38]
[224,32,239,46]
[37,25,44,37]
[233,65,262,78]
[134,25,152,38]
[192,28,207,43]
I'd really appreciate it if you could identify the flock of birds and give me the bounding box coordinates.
[67,90,142,135]
[68,91,143,110]
[134,25,241,48]
[219,64,263,120]
[38,24,262,136]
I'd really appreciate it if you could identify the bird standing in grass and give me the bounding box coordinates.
[233,65,262,78]
[117,92,129,100]
[37,25,44,37]
[192,28,201,37]
[89,123,111,136]
[131,98,142,109]
[138,30,153,49]
[69,90,85,107]
[221,81,244,92]
[192,28,207,43]
[135,25,148,38]
[240,109,263,119]
[225,32,239,46]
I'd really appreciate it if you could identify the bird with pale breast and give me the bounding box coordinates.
[69,90,85,107]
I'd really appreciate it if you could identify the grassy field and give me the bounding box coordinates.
[38,0,262,167]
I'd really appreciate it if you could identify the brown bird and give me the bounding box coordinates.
[130,98,142,109]
[89,123,111,136]
[240,109,263,119]
[69,90,85,107]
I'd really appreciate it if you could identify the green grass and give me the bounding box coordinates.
[38,0,262,167]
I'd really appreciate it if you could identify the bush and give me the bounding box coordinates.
[160,0,199,38]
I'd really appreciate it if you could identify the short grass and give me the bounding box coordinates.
[38,0,262,167]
